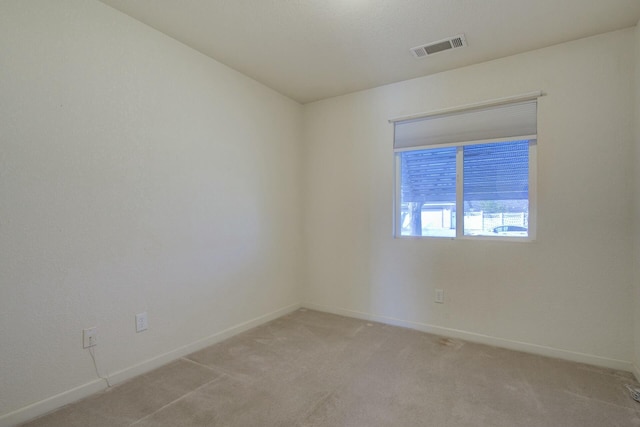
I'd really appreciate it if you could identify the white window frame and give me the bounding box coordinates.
[390,92,541,241]
[393,139,536,241]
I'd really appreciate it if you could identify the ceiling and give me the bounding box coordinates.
[99,0,640,104]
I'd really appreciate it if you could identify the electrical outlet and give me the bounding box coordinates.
[135,312,148,333]
[435,289,444,304]
[83,327,97,348]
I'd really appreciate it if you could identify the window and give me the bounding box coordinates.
[393,96,538,239]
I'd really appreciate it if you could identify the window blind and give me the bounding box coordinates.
[393,100,537,151]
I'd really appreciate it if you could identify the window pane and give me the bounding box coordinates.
[463,141,529,237]
[399,147,456,237]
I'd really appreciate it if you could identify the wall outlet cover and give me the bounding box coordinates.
[83,327,97,348]
[135,312,148,332]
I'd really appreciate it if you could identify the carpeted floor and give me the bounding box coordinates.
[22,309,640,426]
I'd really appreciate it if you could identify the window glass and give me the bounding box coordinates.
[396,139,534,239]
[463,141,529,236]
[399,147,456,237]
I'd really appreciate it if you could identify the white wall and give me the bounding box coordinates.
[0,0,302,423]
[303,29,636,370]
[634,20,640,381]
[1,0,637,423]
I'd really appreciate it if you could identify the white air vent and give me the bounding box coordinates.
[410,34,467,58]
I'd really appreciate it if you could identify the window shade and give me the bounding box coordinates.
[394,100,537,151]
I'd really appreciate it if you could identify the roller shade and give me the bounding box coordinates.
[394,100,537,151]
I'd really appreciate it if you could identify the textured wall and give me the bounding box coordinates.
[635,20,640,380]
[1,0,638,423]
[303,29,635,369]
[0,0,302,421]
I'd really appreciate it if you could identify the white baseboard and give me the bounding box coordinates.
[0,302,301,427]
[108,302,301,385]
[0,379,106,427]
[304,303,633,373]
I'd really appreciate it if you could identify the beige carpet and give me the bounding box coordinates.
[22,309,640,426]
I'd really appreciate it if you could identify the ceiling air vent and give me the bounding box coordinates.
[410,34,467,58]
